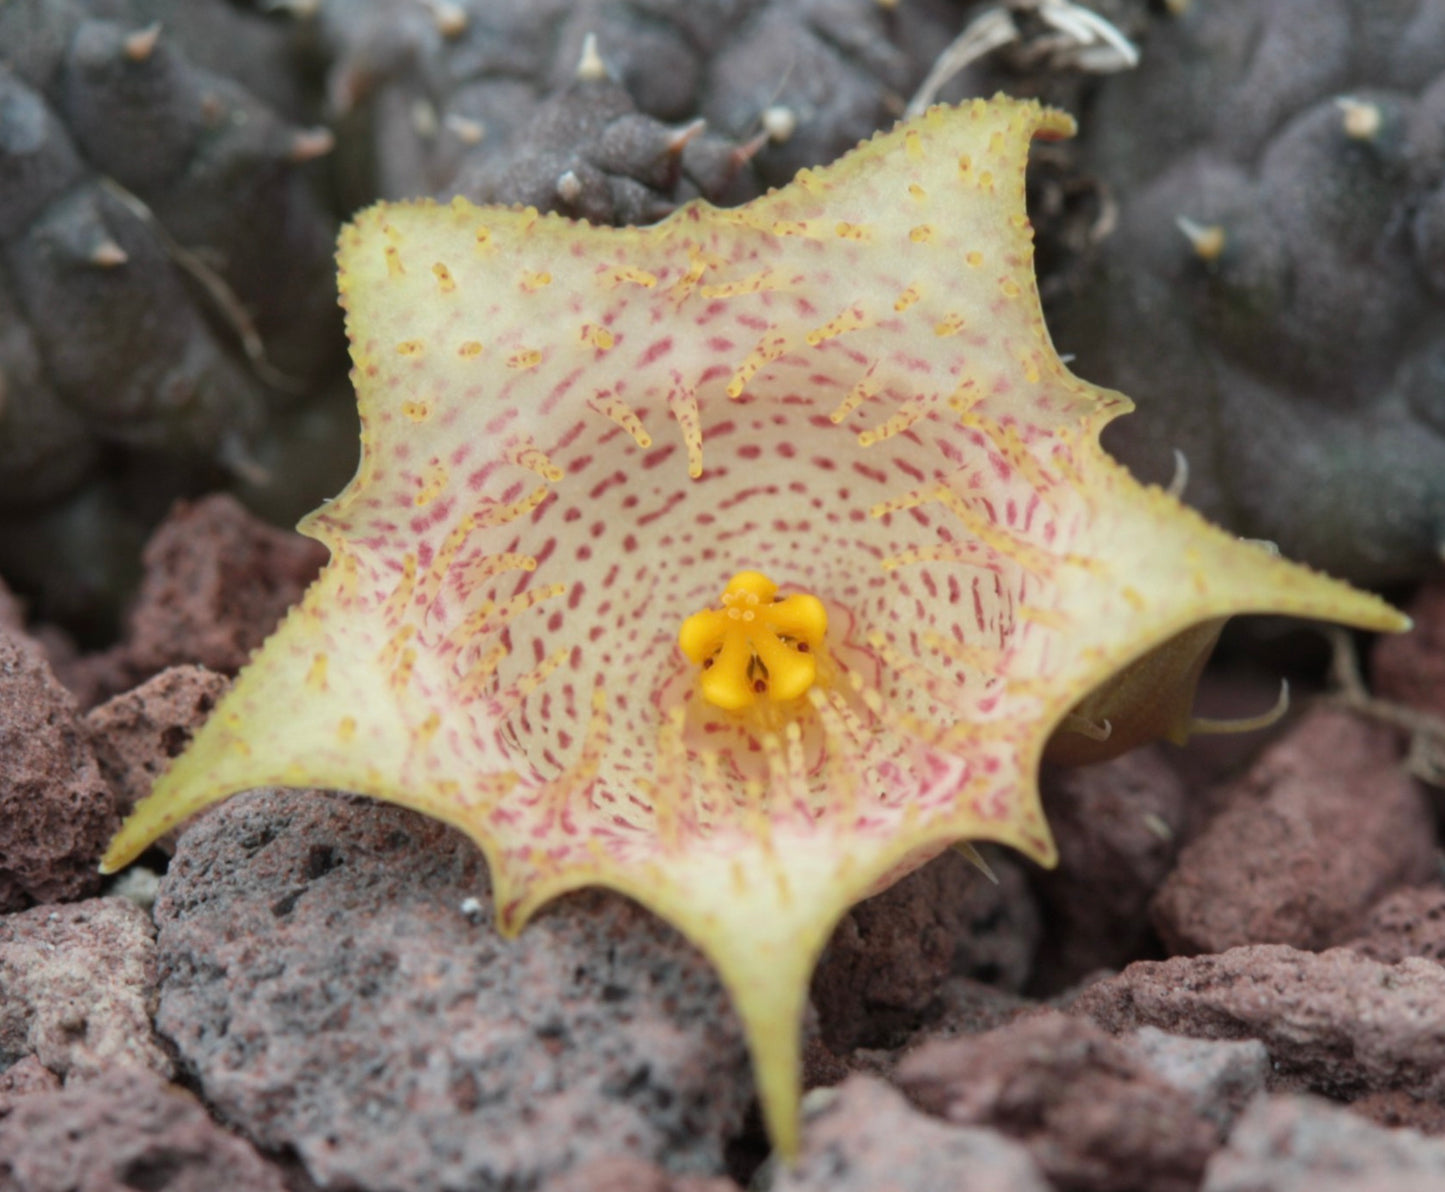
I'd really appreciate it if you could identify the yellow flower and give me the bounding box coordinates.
[103,97,1405,1157]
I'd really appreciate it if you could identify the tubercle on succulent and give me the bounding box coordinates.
[100,96,1408,1160]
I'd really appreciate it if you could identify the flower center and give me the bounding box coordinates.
[678,571,829,712]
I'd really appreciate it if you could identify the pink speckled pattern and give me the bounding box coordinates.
[104,97,1404,1155]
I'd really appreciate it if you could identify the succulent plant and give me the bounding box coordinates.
[272,0,972,217]
[0,0,342,628]
[1050,0,1445,584]
[103,97,1405,1156]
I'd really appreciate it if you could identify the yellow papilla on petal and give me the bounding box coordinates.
[101,95,1408,1160]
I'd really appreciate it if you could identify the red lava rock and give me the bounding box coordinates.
[117,494,326,684]
[0,1066,288,1192]
[895,1010,1219,1192]
[0,1056,59,1119]
[153,788,751,1191]
[1349,1090,1445,1136]
[1347,885,1445,965]
[1071,944,1445,1102]
[0,897,171,1082]
[84,665,231,829]
[1201,1093,1445,1192]
[1127,1026,1270,1130]
[1373,568,1445,719]
[1149,707,1436,955]
[810,847,1038,1051]
[544,1156,739,1192]
[771,1076,1050,1192]
[926,975,1034,1039]
[0,623,117,910]
[1031,747,1187,991]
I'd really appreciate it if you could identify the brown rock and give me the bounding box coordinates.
[1126,1026,1270,1131]
[1032,747,1186,991]
[1149,708,1436,955]
[1201,1093,1445,1192]
[1072,944,1445,1101]
[1348,885,1445,965]
[0,1066,287,1192]
[769,1076,1050,1192]
[85,665,231,826]
[154,788,750,1190]
[0,624,117,909]
[810,847,1038,1051]
[545,1156,738,1192]
[120,494,326,682]
[927,975,1034,1039]
[1349,1090,1445,1136]
[0,1056,59,1119]
[896,1010,1218,1192]
[0,897,171,1081]
[1373,568,1445,718]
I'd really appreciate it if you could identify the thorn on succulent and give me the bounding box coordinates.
[733,130,771,168]
[575,32,608,83]
[421,0,468,37]
[218,433,271,488]
[89,239,129,268]
[411,99,439,139]
[664,118,707,158]
[288,128,335,163]
[761,105,798,144]
[261,0,320,16]
[555,169,583,204]
[444,113,485,145]
[1176,215,1226,262]
[1336,96,1383,141]
[123,22,161,62]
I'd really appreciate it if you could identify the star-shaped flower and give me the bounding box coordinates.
[103,97,1405,1156]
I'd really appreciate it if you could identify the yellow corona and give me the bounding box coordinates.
[678,571,828,712]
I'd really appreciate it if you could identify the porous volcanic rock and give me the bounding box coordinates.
[0,1056,59,1119]
[896,1010,1218,1192]
[545,1155,739,1192]
[0,896,170,1081]
[926,975,1034,1040]
[1373,567,1445,718]
[1349,1089,1445,1136]
[1127,1026,1270,1130]
[1202,1093,1445,1192]
[1348,885,1445,965]
[85,664,230,824]
[765,1075,1050,1192]
[811,847,1038,1051]
[115,494,327,686]
[0,1066,288,1192]
[153,787,751,1191]
[1072,944,1445,1101]
[1031,747,1186,990]
[1149,707,1435,954]
[0,624,116,909]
